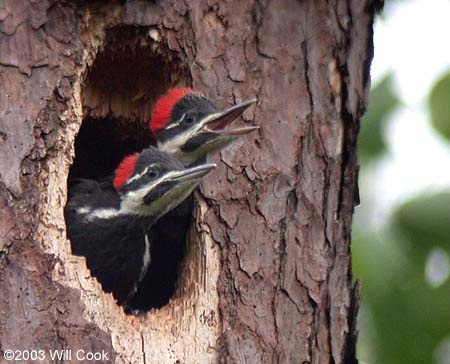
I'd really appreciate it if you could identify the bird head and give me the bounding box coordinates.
[113,146,215,219]
[149,88,258,164]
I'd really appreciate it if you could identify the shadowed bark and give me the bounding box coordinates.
[0,1,376,363]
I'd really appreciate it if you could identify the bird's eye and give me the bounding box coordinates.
[147,167,160,179]
[183,114,195,125]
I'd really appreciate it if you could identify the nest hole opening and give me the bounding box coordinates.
[67,27,192,313]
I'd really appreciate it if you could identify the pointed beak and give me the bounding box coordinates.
[201,98,258,135]
[168,163,216,183]
[216,124,260,137]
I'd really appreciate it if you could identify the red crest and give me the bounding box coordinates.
[113,153,139,190]
[149,88,198,133]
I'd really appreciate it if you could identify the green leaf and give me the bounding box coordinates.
[428,69,450,142]
[392,191,450,251]
[358,72,401,163]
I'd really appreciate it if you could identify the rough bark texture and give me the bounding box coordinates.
[0,1,375,363]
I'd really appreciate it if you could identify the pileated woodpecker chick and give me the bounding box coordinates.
[150,88,258,165]
[65,147,215,306]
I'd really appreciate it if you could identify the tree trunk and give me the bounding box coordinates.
[0,1,375,363]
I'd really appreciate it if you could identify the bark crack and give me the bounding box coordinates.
[301,39,314,115]
[141,331,147,364]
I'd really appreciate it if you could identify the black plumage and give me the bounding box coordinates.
[66,198,151,305]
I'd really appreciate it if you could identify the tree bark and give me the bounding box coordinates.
[0,1,375,363]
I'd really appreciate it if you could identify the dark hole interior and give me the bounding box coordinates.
[68,116,153,181]
[67,29,190,313]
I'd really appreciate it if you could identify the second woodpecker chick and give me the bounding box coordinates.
[65,146,215,306]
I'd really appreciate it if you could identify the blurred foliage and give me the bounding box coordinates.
[355,67,450,364]
[358,72,401,163]
[354,226,450,364]
[393,191,450,251]
[428,70,450,142]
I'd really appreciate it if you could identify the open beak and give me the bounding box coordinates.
[168,163,216,183]
[201,98,258,136]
